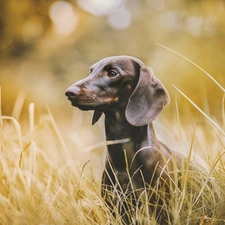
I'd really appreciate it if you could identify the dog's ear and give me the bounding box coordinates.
[92,110,103,125]
[125,65,170,126]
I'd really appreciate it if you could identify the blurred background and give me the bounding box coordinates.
[1,2,225,218]
[0,0,224,139]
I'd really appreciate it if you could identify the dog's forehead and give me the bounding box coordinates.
[91,56,145,70]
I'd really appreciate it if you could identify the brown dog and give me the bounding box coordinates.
[65,56,176,224]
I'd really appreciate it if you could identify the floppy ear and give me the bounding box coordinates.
[92,110,103,125]
[125,65,170,126]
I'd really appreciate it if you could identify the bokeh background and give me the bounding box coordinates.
[1,2,225,223]
[1,0,225,147]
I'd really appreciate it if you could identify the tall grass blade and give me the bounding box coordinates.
[29,103,35,135]
[183,127,196,188]
[223,93,225,131]
[173,85,225,136]
[1,116,23,149]
[28,103,36,188]
[46,105,67,152]
[0,86,2,125]
[156,43,225,93]
[11,92,26,120]
[175,97,182,146]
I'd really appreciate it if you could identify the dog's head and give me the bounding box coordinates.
[65,56,170,126]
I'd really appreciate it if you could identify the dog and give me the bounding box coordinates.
[65,56,177,224]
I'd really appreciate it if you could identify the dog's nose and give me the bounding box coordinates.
[65,86,80,98]
[65,90,74,98]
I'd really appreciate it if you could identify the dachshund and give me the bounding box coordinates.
[65,56,178,224]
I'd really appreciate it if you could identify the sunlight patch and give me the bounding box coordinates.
[49,1,78,36]
[107,8,131,30]
[78,0,123,16]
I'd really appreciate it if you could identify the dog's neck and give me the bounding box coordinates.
[104,110,160,170]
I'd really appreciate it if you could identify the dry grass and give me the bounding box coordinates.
[0,97,225,225]
[1,57,225,224]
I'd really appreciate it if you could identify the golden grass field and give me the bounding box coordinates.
[0,61,225,225]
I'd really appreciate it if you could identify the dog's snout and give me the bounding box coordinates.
[65,90,74,98]
[65,86,80,98]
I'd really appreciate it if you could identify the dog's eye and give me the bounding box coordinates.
[108,70,118,77]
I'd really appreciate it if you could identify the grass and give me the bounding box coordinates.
[1,57,225,224]
[0,103,106,225]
